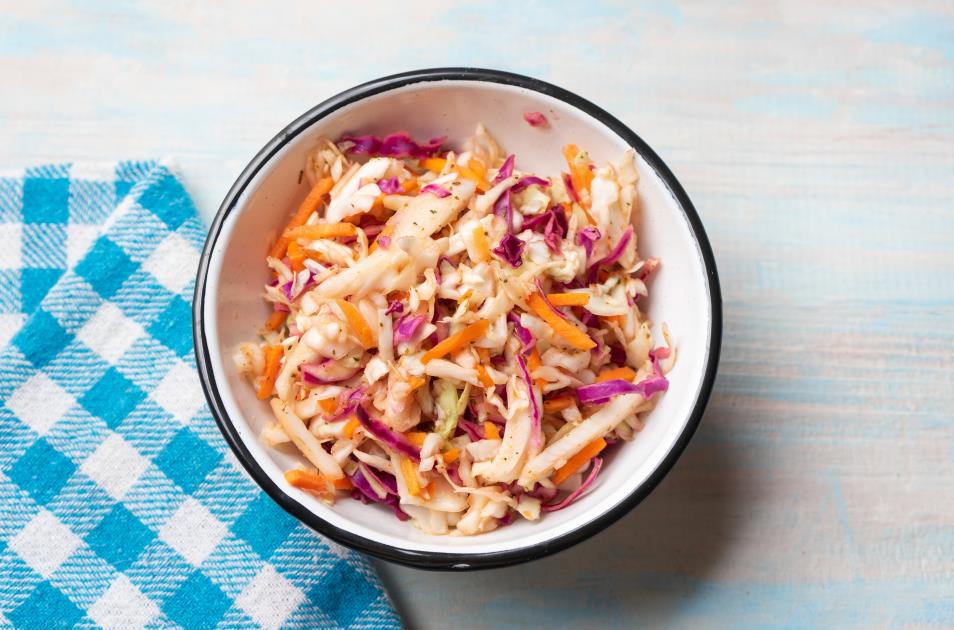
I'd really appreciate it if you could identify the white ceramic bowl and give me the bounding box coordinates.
[193,68,721,570]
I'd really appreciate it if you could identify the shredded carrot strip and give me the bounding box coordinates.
[484,421,501,441]
[442,448,460,464]
[334,299,376,349]
[563,144,594,206]
[333,476,353,490]
[286,469,350,492]
[476,347,490,363]
[597,366,637,382]
[468,157,487,178]
[342,417,360,439]
[263,310,287,332]
[284,469,331,494]
[527,348,546,389]
[546,292,589,307]
[458,165,491,192]
[527,293,596,351]
[268,177,334,259]
[405,431,427,447]
[399,457,421,496]
[284,222,357,240]
[421,320,489,364]
[471,225,491,262]
[401,178,418,193]
[552,437,607,485]
[602,314,626,328]
[543,394,575,414]
[369,224,394,254]
[475,364,494,388]
[421,157,447,173]
[256,346,283,400]
[286,240,306,272]
[407,375,427,392]
[458,289,474,304]
[317,397,338,414]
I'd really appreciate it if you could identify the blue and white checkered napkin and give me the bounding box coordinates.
[0,162,401,629]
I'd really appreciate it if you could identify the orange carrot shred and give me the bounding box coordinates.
[421,320,489,364]
[468,157,487,178]
[399,457,420,496]
[317,397,338,414]
[527,293,596,351]
[369,224,395,254]
[268,177,334,259]
[407,375,427,392]
[471,225,491,263]
[528,348,546,389]
[334,299,376,349]
[421,157,447,173]
[442,448,460,464]
[342,417,360,439]
[405,431,427,447]
[263,310,287,332]
[597,366,637,382]
[458,165,491,191]
[475,364,494,388]
[284,469,331,494]
[256,345,284,400]
[546,292,589,307]
[284,222,357,240]
[552,437,607,485]
[543,394,576,414]
[484,421,501,441]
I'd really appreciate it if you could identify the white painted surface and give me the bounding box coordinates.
[2,2,952,628]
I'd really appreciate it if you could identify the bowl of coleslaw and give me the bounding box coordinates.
[193,68,721,570]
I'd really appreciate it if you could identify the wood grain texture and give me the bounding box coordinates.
[2,1,952,627]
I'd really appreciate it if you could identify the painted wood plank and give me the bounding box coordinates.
[1,1,951,627]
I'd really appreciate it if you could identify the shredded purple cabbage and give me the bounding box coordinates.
[340,132,445,158]
[457,419,483,442]
[420,183,451,198]
[562,172,581,204]
[376,177,402,194]
[516,355,542,450]
[300,360,359,385]
[543,205,568,253]
[492,233,525,267]
[355,406,421,460]
[576,226,601,259]
[586,225,633,284]
[511,176,550,193]
[385,300,404,316]
[393,315,426,344]
[493,189,513,231]
[542,457,603,512]
[327,388,366,421]
[575,374,669,405]
[507,312,534,355]
[523,111,548,127]
[376,235,391,249]
[273,302,290,313]
[493,154,515,184]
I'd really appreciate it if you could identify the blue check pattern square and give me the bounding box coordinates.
[0,162,401,629]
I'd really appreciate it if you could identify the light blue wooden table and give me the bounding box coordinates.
[2,2,952,627]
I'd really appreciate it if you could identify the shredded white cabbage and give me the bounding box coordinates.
[236,125,670,535]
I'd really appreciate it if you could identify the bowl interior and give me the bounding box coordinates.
[201,77,715,561]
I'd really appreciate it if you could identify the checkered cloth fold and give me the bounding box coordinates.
[0,162,401,629]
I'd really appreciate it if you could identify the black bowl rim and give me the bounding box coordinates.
[192,67,722,571]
